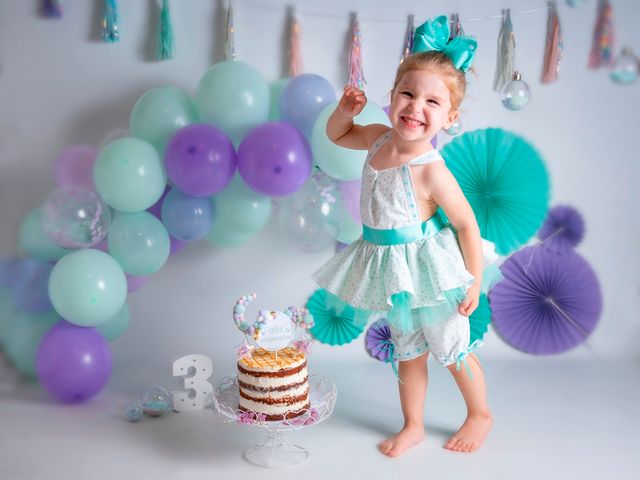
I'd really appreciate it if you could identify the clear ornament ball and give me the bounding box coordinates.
[610,48,639,85]
[42,186,111,248]
[445,119,463,136]
[141,387,172,417]
[500,79,531,111]
[126,402,144,422]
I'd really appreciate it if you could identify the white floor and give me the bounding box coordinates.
[1,356,639,480]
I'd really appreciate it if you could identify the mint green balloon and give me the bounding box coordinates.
[5,309,59,378]
[94,138,166,212]
[48,249,127,326]
[108,211,170,275]
[96,303,130,341]
[311,101,391,181]
[130,87,200,153]
[196,61,269,147]
[205,219,254,247]
[212,175,271,234]
[0,287,16,347]
[335,206,363,244]
[18,208,69,262]
[269,78,289,121]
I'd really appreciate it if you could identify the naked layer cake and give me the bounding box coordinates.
[237,346,309,421]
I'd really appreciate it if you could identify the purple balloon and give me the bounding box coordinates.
[237,122,312,197]
[126,273,148,293]
[169,236,187,255]
[165,124,236,197]
[36,321,112,403]
[339,179,362,224]
[53,145,98,190]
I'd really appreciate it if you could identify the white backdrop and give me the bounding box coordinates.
[1,0,639,387]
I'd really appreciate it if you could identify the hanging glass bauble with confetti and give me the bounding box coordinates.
[445,118,463,136]
[500,71,531,111]
[610,47,639,85]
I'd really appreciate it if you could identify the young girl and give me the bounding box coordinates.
[313,17,500,456]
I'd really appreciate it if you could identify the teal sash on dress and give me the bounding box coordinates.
[362,214,448,245]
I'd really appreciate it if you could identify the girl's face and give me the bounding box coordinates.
[389,68,459,144]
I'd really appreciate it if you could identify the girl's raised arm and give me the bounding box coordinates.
[326,86,389,150]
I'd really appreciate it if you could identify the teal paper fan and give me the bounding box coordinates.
[441,128,550,255]
[469,293,491,345]
[307,289,365,346]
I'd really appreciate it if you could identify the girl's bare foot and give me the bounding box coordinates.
[444,412,493,453]
[378,425,425,457]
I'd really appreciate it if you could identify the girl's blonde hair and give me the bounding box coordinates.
[391,51,468,111]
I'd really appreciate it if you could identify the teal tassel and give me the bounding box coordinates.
[102,0,119,43]
[157,0,175,60]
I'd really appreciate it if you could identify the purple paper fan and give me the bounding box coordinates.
[489,246,602,355]
[537,205,585,253]
[365,318,393,363]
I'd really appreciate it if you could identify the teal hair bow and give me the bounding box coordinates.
[411,15,478,72]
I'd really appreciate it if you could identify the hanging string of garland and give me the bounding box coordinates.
[347,13,366,89]
[288,8,303,77]
[541,0,563,84]
[400,14,415,63]
[157,0,175,61]
[225,4,236,61]
[102,0,119,43]
[42,0,63,19]
[492,8,515,92]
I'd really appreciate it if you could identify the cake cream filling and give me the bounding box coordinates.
[240,384,309,400]
[237,368,308,389]
[239,397,309,416]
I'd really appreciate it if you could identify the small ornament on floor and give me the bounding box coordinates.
[141,386,172,416]
[500,71,531,111]
[610,47,639,85]
[126,402,144,422]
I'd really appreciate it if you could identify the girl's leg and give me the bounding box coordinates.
[444,353,493,453]
[378,352,429,457]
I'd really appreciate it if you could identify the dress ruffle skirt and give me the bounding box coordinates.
[313,223,503,334]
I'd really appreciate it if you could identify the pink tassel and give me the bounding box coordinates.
[542,1,563,83]
[289,10,303,77]
[401,14,415,62]
[588,0,615,69]
[348,14,366,89]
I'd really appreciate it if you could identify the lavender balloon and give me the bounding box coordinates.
[238,122,312,197]
[147,187,192,254]
[161,187,213,241]
[279,74,336,136]
[339,179,362,224]
[53,145,98,190]
[165,124,236,197]
[36,321,112,403]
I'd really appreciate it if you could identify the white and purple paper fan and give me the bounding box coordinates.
[365,318,393,363]
[537,205,585,253]
[489,246,602,355]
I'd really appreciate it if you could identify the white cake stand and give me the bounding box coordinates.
[212,374,337,468]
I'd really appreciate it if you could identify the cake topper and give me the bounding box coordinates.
[233,293,314,354]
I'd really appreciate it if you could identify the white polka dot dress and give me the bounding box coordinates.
[313,131,500,326]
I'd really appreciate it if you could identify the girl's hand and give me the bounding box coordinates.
[337,86,367,118]
[458,284,481,317]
